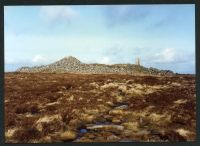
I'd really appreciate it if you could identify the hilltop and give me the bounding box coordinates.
[17,56,174,75]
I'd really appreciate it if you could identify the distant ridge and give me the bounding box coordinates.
[17,56,174,75]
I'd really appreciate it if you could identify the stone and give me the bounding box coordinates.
[35,114,62,132]
[86,125,124,133]
[115,96,124,103]
[17,56,174,76]
[175,128,191,137]
[60,130,77,141]
[122,130,134,137]
[106,101,114,106]
[69,95,74,101]
[80,114,96,123]
[84,109,99,115]
[109,109,123,115]
[126,80,134,84]
[112,118,121,124]
[5,128,18,138]
[98,104,110,113]
[97,99,103,102]
[114,105,128,110]
[107,135,120,141]
[42,136,52,143]
[122,122,139,132]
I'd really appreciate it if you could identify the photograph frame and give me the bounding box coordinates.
[0,0,199,146]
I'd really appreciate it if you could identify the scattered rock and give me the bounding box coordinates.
[106,101,114,106]
[17,56,174,75]
[176,128,191,137]
[68,95,74,101]
[89,82,99,88]
[174,99,187,104]
[126,80,134,84]
[84,109,99,115]
[80,114,96,123]
[5,128,18,138]
[107,135,120,141]
[46,101,59,106]
[87,125,124,133]
[36,114,62,124]
[115,96,124,103]
[98,104,110,113]
[114,105,128,110]
[109,109,123,115]
[35,114,62,132]
[42,136,52,143]
[60,130,77,141]
[97,99,103,102]
[101,83,118,90]
[112,118,121,124]
[171,82,181,86]
[122,122,139,132]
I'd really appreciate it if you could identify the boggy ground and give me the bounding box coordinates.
[5,72,196,143]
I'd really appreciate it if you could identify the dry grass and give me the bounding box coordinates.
[5,73,196,143]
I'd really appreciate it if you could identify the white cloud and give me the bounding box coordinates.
[39,6,78,23]
[32,54,49,64]
[98,57,112,64]
[153,48,176,63]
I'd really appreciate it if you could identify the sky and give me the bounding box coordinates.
[4,5,195,74]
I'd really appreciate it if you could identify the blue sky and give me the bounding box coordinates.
[4,5,195,73]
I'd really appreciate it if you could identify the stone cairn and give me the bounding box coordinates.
[17,56,174,76]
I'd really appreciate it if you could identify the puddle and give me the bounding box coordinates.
[74,127,89,142]
[75,102,129,142]
[79,128,88,134]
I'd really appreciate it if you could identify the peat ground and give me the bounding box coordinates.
[4,73,196,143]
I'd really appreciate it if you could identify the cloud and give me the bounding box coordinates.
[153,48,176,63]
[102,47,179,67]
[103,47,141,64]
[103,5,149,27]
[98,57,112,64]
[147,47,194,66]
[39,6,78,24]
[32,54,50,64]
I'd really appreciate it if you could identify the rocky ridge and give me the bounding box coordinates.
[17,56,174,75]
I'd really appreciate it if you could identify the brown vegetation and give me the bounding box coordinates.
[5,73,196,143]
